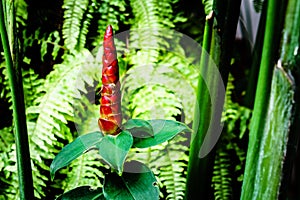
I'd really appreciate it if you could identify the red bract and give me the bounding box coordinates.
[98,25,122,135]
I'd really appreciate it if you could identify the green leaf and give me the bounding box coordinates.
[133,120,191,148]
[50,131,103,179]
[56,186,104,200]
[123,119,154,137]
[103,161,159,200]
[97,131,133,174]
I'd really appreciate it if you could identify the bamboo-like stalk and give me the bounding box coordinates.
[185,0,241,198]
[244,2,266,108]
[0,1,34,199]
[240,0,289,199]
[276,0,300,198]
[185,16,214,199]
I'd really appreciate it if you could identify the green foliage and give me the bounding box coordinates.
[127,133,189,200]
[103,161,159,200]
[128,0,183,65]
[50,131,103,179]
[0,49,102,198]
[0,62,10,101]
[0,62,44,198]
[50,117,190,198]
[92,0,127,47]
[0,126,17,200]
[15,0,28,26]
[97,131,133,175]
[123,52,198,124]
[0,62,44,109]
[1,0,194,198]
[64,151,106,192]
[62,0,127,51]
[0,0,256,199]
[212,150,232,200]
[211,75,251,200]
[158,148,188,199]
[202,0,213,15]
[40,31,62,61]
[62,0,90,51]
[22,68,44,108]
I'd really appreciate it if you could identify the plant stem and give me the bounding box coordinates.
[185,16,214,199]
[244,2,267,108]
[0,1,34,199]
[240,0,288,199]
[278,0,300,198]
[185,0,241,198]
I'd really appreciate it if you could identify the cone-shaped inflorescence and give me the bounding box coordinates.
[98,25,122,135]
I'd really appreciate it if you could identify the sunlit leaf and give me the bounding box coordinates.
[97,131,133,174]
[123,119,154,137]
[50,131,103,179]
[133,120,191,148]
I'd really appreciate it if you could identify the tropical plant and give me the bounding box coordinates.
[50,25,191,199]
[0,0,299,199]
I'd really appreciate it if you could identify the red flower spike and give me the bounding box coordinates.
[98,25,122,135]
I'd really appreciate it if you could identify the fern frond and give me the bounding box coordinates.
[0,127,13,152]
[92,0,126,47]
[73,95,100,135]
[212,150,232,200]
[40,31,63,61]
[128,84,182,120]
[22,68,44,108]
[129,0,178,65]
[15,0,28,26]
[0,126,15,200]
[24,49,100,197]
[62,0,90,51]
[0,62,10,101]
[27,49,97,156]
[0,62,45,111]
[123,0,194,124]
[0,128,19,200]
[1,122,67,198]
[123,52,198,124]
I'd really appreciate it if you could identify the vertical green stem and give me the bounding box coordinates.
[185,0,241,198]
[278,0,300,198]
[0,1,34,199]
[244,2,266,108]
[185,17,214,199]
[240,0,287,199]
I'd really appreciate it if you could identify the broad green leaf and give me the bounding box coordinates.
[50,131,103,179]
[103,161,159,200]
[56,186,104,200]
[97,131,133,174]
[133,120,191,148]
[123,119,154,137]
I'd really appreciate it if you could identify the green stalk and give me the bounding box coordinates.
[277,0,300,198]
[0,1,34,199]
[244,2,266,108]
[185,17,214,199]
[240,0,288,199]
[185,0,241,198]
